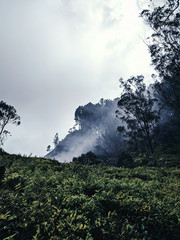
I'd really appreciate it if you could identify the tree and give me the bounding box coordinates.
[95,129,126,157]
[141,0,180,113]
[116,76,160,165]
[46,145,51,152]
[73,151,99,165]
[74,100,116,134]
[53,133,59,148]
[0,101,21,148]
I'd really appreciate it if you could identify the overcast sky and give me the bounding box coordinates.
[0,0,162,156]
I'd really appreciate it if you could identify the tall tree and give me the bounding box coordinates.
[116,76,160,165]
[0,101,21,148]
[53,133,59,148]
[46,145,51,152]
[141,0,180,113]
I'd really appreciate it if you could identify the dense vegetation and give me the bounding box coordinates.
[0,101,20,148]
[0,1,180,239]
[0,150,180,240]
[45,98,121,161]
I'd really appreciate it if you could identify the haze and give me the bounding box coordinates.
[0,0,159,156]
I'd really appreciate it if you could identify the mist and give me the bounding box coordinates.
[0,0,154,156]
[46,98,122,162]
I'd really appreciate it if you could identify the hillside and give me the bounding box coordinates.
[46,98,121,162]
[0,1,180,239]
[0,151,179,240]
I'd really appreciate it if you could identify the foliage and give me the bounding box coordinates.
[95,129,126,158]
[154,144,180,167]
[53,133,59,148]
[73,151,101,165]
[0,152,179,240]
[117,152,134,168]
[74,99,117,133]
[0,101,20,148]
[141,0,180,113]
[116,76,160,164]
[46,98,121,160]
[46,145,51,152]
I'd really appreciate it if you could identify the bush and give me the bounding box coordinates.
[73,151,101,165]
[117,152,134,168]
[0,153,179,239]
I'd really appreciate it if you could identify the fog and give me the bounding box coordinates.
[46,98,124,162]
[0,0,156,156]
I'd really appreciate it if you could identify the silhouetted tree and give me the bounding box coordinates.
[74,99,116,134]
[53,133,59,148]
[73,151,99,165]
[46,145,51,152]
[141,0,180,113]
[116,76,160,165]
[0,101,20,148]
[117,152,134,168]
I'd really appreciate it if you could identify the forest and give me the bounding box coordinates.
[0,0,180,239]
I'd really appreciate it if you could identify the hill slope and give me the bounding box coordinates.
[46,98,120,162]
[0,151,180,239]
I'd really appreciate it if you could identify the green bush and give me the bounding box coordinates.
[117,152,134,168]
[0,152,179,239]
[73,152,101,165]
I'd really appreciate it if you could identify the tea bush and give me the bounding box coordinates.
[0,153,179,239]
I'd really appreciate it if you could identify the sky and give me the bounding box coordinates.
[0,0,163,157]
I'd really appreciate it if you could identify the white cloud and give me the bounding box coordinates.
[0,0,154,156]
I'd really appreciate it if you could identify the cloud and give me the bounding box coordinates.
[0,0,154,156]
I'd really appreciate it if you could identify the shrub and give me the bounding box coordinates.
[117,152,134,168]
[73,151,101,165]
[0,153,179,239]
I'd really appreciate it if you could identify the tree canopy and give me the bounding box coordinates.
[116,76,160,165]
[141,0,180,113]
[0,101,20,148]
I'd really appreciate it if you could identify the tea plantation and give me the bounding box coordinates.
[0,151,179,240]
